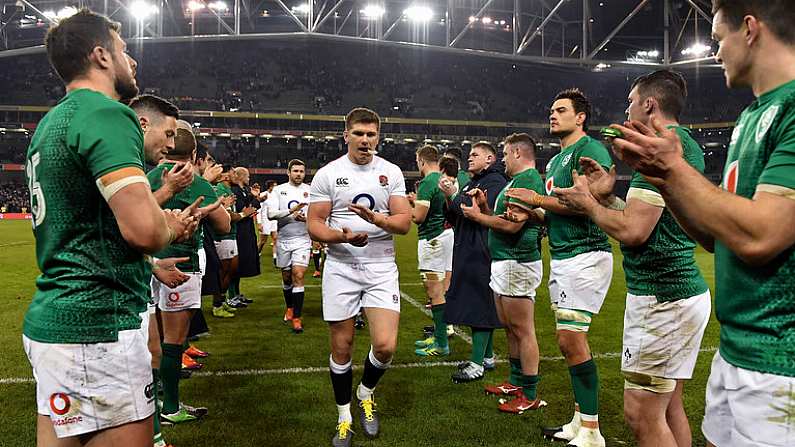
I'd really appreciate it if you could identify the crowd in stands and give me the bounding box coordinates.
[0,39,751,124]
[0,182,28,212]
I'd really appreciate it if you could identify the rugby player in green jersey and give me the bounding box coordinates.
[554,70,711,447]
[610,2,795,445]
[148,123,231,425]
[22,9,198,446]
[130,94,195,447]
[506,89,613,447]
[460,133,547,414]
[410,145,453,356]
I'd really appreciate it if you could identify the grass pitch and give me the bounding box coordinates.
[0,219,718,446]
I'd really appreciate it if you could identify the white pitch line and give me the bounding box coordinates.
[399,290,473,344]
[259,282,423,289]
[2,346,722,384]
[0,347,719,385]
[0,241,31,248]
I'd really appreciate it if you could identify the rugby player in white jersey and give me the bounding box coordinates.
[269,159,312,333]
[307,108,411,447]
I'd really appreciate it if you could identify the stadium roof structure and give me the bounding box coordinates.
[0,0,719,68]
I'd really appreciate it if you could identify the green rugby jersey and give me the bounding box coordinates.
[716,79,795,377]
[545,135,612,260]
[415,171,446,241]
[148,162,217,272]
[23,89,149,343]
[457,169,470,192]
[489,168,544,262]
[210,182,236,241]
[621,127,708,301]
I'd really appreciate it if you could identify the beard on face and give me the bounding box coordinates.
[115,66,139,104]
[549,126,572,138]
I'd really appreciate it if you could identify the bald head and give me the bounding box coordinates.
[233,167,250,186]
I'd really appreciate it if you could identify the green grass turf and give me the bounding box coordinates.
[0,219,718,446]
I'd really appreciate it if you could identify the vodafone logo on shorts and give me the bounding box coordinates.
[166,292,182,308]
[50,393,70,415]
[50,393,83,426]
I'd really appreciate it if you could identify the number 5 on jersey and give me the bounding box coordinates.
[26,152,46,227]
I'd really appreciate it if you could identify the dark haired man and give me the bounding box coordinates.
[461,133,546,414]
[443,146,471,192]
[308,107,410,446]
[440,142,508,383]
[148,123,231,425]
[508,88,613,446]
[410,145,453,356]
[609,2,795,445]
[554,71,710,447]
[22,9,196,446]
[269,159,312,333]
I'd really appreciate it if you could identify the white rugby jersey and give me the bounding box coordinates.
[309,154,406,263]
[272,182,311,241]
[258,190,278,225]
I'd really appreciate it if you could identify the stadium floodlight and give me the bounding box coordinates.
[130,1,158,20]
[361,4,385,19]
[404,5,432,22]
[187,1,205,11]
[208,1,228,11]
[56,6,78,19]
[681,42,711,56]
[292,3,310,14]
[481,17,492,24]
[634,50,660,59]
[468,15,476,23]
[42,10,57,20]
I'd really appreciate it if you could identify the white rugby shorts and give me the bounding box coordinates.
[23,311,154,438]
[322,260,400,321]
[489,259,543,298]
[621,291,711,380]
[548,251,613,314]
[702,351,795,447]
[153,273,202,312]
[214,239,238,260]
[417,228,453,273]
[276,238,312,269]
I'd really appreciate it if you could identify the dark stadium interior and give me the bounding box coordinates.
[0,11,752,217]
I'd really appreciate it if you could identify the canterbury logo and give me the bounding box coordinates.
[336,178,349,187]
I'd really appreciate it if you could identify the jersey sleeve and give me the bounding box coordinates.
[415,177,434,207]
[310,169,332,203]
[578,140,613,172]
[758,102,795,198]
[388,164,407,197]
[507,170,544,207]
[73,105,144,179]
[193,177,218,207]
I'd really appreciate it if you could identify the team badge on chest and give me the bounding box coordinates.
[379,175,389,187]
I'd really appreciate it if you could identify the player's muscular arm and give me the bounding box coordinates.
[470,212,524,234]
[104,169,172,254]
[383,195,412,234]
[660,162,795,264]
[412,203,429,224]
[307,201,346,244]
[206,204,231,234]
[586,199,662,247]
